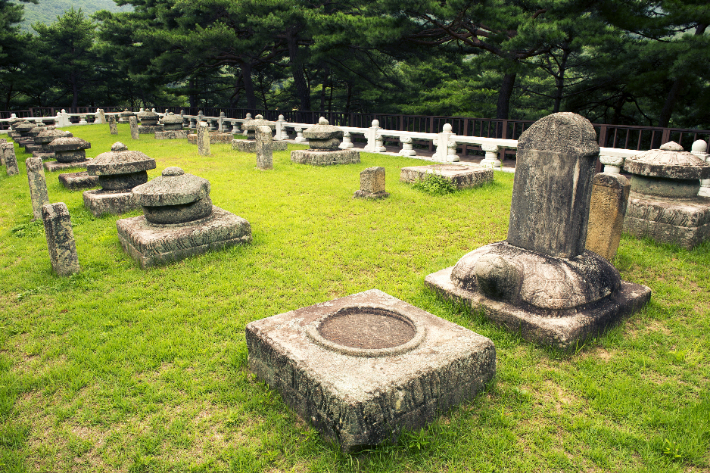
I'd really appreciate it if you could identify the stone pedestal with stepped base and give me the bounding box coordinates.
[44,137,92,172]
[233,115,287,152]
[290,117,360,165]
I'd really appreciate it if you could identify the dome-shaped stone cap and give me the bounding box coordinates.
[120,109,135,117]
[15,122,37,132]
[518,112,599,159]
[36,128,72,144]
[132,167,210,207]
[302,117,344,141]
[161,112,183,124]
[49,136,91,152]
[87,142,156,176]
[137,110,159,120]
[623,141,710,179]
[242,116,275,131]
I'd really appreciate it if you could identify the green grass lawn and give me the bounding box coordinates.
[1,124,708,472]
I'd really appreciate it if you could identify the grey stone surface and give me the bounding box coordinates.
[138,125,163,134]
[400,164,493,189]
[44,160,89,172]
[155,130,188,140]
[302,117,344,144]
[241,115,275,140]
[32,152,56,160]
[188,132,232,144]
[54,150,87,163]
[83,189,138,217]
[291,149,360,166]
[26,158,50,220]
[36,129,72,152]
[109,116,118,134]
[42,202,80,276]
[133,167,210,207]
[197,124,210,156]
[129,116,140,140]
[142,196,214,224]
[117,206,252,268]
[246,289,496,451]
[0,140,6,165]
[624,141,710,182]
[586,173,630,260]
[161,112,183,131]
[87,142,156,177]
[232,139,287,153]
[256,125,273,170]
[58,172,99,190]
[119,109,135,123]
[137,110,160,126]
[5,145,19,176]
[50,137,91,153]
[354,166,389,199]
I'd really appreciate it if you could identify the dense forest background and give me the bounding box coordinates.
[1,0,708,128]
[12,0,130,31]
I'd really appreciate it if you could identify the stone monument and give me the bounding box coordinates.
[116,167,252,268]
[4,145,19,176]
[426,113,652,349]
[26,157,50,220]
[129,116,139,140]
[24,126,49,153]
[622,141,710,249]
[693,140,710,197]
[109,115,118,134]
[354,167,389,199]
[83,142,157,217]
[118,109,135,123]
[585,173,631,261]
[155,112,187,139]
[400,164,493,189]
[33,129,73,159]
[42,202,80,276]
[233,115,287,152]
[45,137,91,172]
[246,289,496,451]
[137,110,162,134]
[197,122,210,156]
[290,117,360,165]
[255,125,273,170]
[0,139,6,165]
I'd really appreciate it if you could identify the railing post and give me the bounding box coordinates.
[598,125,607,147]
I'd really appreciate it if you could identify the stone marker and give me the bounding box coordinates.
[255,125,273,170]
[24,126,49,153]
[188,131,232,144]
[129,116,139,140]
[5,145,19,176]
[0,139,6,165]
[623,141,710,249]
[425,113,652,349]
[137,110,162,134]
[97,109,106,124]
[58,172,100,190]
[354,167,389,199]
[83,142,157,217]
[692,140,710,197]
[117,167,252,268]
[118,109,135,123]
[34,129,73,159]
[42,202,80,276]
[233,115,288,152]
[26,158,50,220]
[197,122,210,156]
[586,173,631,260]
[291,117,360,165]
[45,137,91,172]
[246,289,496,452]
[109,115,118,134]
[400,164,493,189]
[155,112,187,139]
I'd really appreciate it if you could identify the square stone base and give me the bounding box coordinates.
[400,164,494,189]
[25,144,42,153]
[425,267,651,350]
[188,133,233,144]
[44,160,90,172]
[116,206,252,269]
[246,289,496,452]
[59,172,99,190]
[353,190,390,199]
[232,140,288,153]
[290,149,360,165]
[32,152,55,160]
[138,125,163,134]
[155,130,188,140]
[624,193,710,249]
[83,189,138,217]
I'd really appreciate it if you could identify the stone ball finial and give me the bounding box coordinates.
[691,140,707,154]
[372,119,380,127]
[660,141,683,151]
[256,114,264,120]
[319,117,329,125]
[163,167,184,177]
[443,123,453,133]
[246,113,252,119]
[111,142,128,152]
[278,114,285,120]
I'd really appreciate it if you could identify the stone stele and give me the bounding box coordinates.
[129,116,140,140]
[45,137,92,172]
[26,157,50,220]
[290,117,360,165]
[117,167,252,268]
[255,125,273,170]
[586,173,631,261]
[400,164,493,189]
[622,141,710,249]
[246,289,496,452]
[354,166,389,199]
[426,113,651,349]
[42,202,80,276]
[108,115,118,134]
[83,142,157,217]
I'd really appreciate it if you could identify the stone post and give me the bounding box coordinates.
[365,120,381,152]
[340,131,355,150]
[56,110,72,127]
[129,116,139,139]
[79,115,88,125]
[446,138,460,162]
[232,121,241,134]
[586,173,631,260]
[374,133,386,153]
[599,155,624,174]
[480,143,501,169]
[97,109,106,124]
[398,135,415,156]
[5,145,19,176]
[294,126,306,143]
[0,139,7,165]
[218,112,225,132]
[508,112,600,258]
[108,115,118,134]
[42,202,80,276]
[354,166,389,199]
[256,125,273,170]
[197,122,210,156]
[691,140,710,197]
[433,124,453,160]
[274,114,287,140]
[26,157,50,220]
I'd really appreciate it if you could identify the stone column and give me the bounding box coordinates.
[599,155,624,174]
[341,131,355,150]
[189,117,197,129]
[586,173,631,260]
[26,157,50,220]
[433,124,454,160]
[218,112,226,132]
[507,112,600,258]
[275,114,286,140]
[42,202,80,276]
[398,135,415,156]
[374,133,385,153]
[480,143,501,169]
[5,145,19,176]
[364,120,381,152]
[691,140,710,197]
[294,127,306,143]
[129,116,139,139]
[108,115,118,134]
[79,115,88,125]
[256,125,273,170]
[197,122,210,156]
[447,138,460,162]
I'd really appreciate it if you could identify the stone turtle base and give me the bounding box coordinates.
[44,160,90,172]
[117,206,252,269]
[290,149,360,165]
[425,266,651,350]
[59,172,99,190]
[623,193,710,249]
[155,130,188,140]
[353,190,389,200]
[83,189,139,217]
[188,133,233,144]
[400,164,494,189]
[138,125,163,134]
[232,140,288,153]
[246,289,495,452]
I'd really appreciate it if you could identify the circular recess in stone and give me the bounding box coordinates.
[306,305,426,357]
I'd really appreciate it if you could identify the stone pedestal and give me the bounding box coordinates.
[41,202,80,276]
[26,158,50,220]
[129,117,139,140]
[398,135,416,156]
[44,161,90,172]
[255,126,273,170]
[586,173,630,260]
[138,125,163,134]
[246,289,496,452]
[290,117,360,165]
[83,190,137,216]
[188,132,232,144]
[232,140,287,153]
[47,137,91,172]
[58,172,99,190]
[354,167,389,199]
[400,164,493,189]
[155,130,188,140]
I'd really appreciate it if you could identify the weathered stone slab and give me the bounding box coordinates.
[246,289,496,451]
[41,202,80,276]
[44,160,89,172]
[256,125,273,170]
[232,139,288,153]
[83,190,138,217]
[291,149,360,165]
[5,146,19,176]
[58,172,100,190]
[399,164,493,189]
[138,125,163,134]
[109,116,118,134]
[197,124,210,156]
[116,206,252,268]
[586,173,630,260]
[25,144,42,153]
[354,166,389,199]
[26,158,49,220]
[188,132,233,145]
[32,152,56,160]
[129,116,139,140]
[155,130,188,140]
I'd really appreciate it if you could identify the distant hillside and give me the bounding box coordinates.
[14,0,132,31]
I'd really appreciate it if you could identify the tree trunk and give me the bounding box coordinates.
[189,77,197,108]
[71,73,79,111]
[287,28,311,111]
[496,72,516,120]
[242,62,256,110]
[553,48,570,113]
[345,81,352,114]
